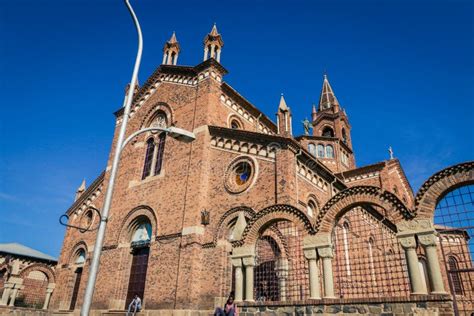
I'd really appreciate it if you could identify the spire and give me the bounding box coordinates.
[203,24,224,62]
[311,103,317,121]
[278,94,289,112]
[162,32,180,65]
[276,94,292,136]
[318,74,340,111]
[210,23,219,36]
[169,31,178,44]
[75,179,86,201]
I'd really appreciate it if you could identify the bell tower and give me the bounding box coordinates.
[203,24,224,63]
[309,74,355,172]
[162,32,180,65]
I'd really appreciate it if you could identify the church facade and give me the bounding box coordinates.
[50,26,474,315]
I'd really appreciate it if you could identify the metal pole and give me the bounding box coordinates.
[80,0,143,314]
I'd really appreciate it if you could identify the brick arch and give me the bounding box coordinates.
[234,204,315,247]
[68,241,89,264]
[139,102,174,129]
[19,263,55,284]
[116,205,158,244]
[260,226,289,259]
[214,206,256,244]
[414,161,474,218]
[315,186,414,234]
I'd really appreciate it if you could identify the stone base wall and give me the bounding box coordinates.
[238,295,454,316]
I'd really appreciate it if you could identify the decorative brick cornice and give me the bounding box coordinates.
[315,186,414,233]
[66,171,105,216]
[221,83,277,133]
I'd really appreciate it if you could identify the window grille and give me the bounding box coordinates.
[254,221,309,302]
[435,185,474,315]
[333,206,411,298]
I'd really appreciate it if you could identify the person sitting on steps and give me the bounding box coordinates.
[127,294,142,315]
[214,292,238,316]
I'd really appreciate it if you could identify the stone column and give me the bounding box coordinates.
[275,259,289,301]
[399,236,426,295]
[210,44,216,59]
[231,258,244,302]
[418,232,447,294]
[203,47,209,61]
[318,246,335,298]
[303,247,321,299]
[216,49,221,62]
[243,256,255,302]
[0,282,13,306]
[8,285,20,307]
[42,283,55,310]
[162,52,168,65]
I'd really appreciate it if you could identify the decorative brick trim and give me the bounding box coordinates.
[116,205,158,245]
[68,241,89,265]
[315,186,414,233]
[414,161,474,218]
[155,232,182,242]
[234,204,315,247]
[66,171,105,216]
[139,102,175,130]
[102,244,118,251]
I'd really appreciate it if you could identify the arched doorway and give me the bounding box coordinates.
[125,218,152,309]
[70,249,86,310]
[434,184,474,315]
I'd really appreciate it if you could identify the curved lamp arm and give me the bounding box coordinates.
[121,126,195,151]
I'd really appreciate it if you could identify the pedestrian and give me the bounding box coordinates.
[214,293,238,316]
[127,294,142,315]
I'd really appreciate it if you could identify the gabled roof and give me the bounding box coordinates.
[0,243,57,262]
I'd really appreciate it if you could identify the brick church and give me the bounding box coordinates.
[49,25,474,315]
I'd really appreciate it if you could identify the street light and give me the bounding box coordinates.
[80,1,195,315]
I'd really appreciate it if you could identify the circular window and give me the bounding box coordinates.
[225,157,256,194]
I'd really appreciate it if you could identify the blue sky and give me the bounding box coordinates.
[0,0,472,257]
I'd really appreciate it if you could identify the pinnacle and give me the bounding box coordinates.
[279,94,289,111]
[77,179,86,192]
[169,31,178,44]
[210,23,219,36]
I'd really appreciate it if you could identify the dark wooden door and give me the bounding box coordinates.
[69,267,83,310]
[125,247,150,308]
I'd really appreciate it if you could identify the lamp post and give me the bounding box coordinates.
[80,1,195,315]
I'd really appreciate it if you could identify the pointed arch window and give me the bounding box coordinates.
[154,133,166,175]
[342,222,351,276]
[326,145,334,158]
[342,128,347,144]
[142,138,155,179]
[448,256,463,295]
[307,199,317,217]
[316,144,325,158]
[368,238,376,285]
